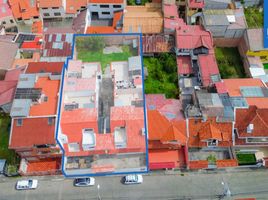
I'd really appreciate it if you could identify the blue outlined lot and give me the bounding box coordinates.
[55,33,148,177]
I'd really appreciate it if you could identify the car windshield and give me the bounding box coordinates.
[28,180,33,187]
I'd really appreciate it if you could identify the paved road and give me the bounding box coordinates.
[1,170,268,200]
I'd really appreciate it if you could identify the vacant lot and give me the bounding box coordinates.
[244,6,263,28]
[144,53,179,99]
[77,45,134,71]
[215,47,246,79]
[0,114,17,165]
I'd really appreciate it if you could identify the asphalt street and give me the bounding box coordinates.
[0,170,268,200]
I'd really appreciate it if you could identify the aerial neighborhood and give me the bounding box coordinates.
[0,0,267,197]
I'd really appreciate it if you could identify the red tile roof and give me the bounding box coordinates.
[43,34,73,57]
[88,0,123,3]
[26,62,64,74]
[223,78,265,97]
[147,110,186,145]
[163,4,179,19]
[215,81,228,94]
[176,25,213,50]
[32,21,43,34]
[0,81,17,106]
[66,0,87,14]
[188,0,204,9]
[21,36,42,50]
[29,77,60,116]
[164,18,185,30]
[223,78,268,108]
[10,117,56,148]
[9,0,39,20]
[146,94,184,120]
[38,0,62,8]
[86,26,118,34]
[61,106,146,157]
[236,106,268,138]
[198,53,219,87]
[26,158,61,173]
[0,0,13,18]
[149,149,180,169]
[177,56,193,75]
[188,117,232,147]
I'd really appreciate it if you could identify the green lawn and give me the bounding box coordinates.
[0,114,18,165]
[77,45,135,72]
[244,6,263,28]
[236,153,256,165]
[144,53,179,99]
[215,47,246,79]
[264,63,268,70]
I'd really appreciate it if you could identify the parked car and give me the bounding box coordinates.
[16,179,38,190]
[74,177,95,187]
[122,174,143,185]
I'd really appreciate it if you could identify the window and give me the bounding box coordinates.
[54,12,61,16]
[10,19,14,23]
[43,13,50,17]
[42,7,48,9]
[52,7,59,9]
[48,117,54,125]
[44,96,48,102]
[17,119,23,126]
[2,21,6,25]
[207,139,218,147]
[33,16,39,19]
[17,17,22,21]
[102,12,110,15]
[113,5,121,8]
[100,4,109,8]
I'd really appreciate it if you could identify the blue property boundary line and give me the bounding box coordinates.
[264,0,268,48]
[55,33,149,178]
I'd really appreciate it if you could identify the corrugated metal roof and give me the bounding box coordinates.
[10,99,31,117]
[17,74,36,88]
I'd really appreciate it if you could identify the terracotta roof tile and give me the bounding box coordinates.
[188,117,232,147]
[10,117,56,148]
[26,62,64,74]
[9,0,39,20]
[29,77,60,116]
[88,0,123,3]
[38,0,62,8]
[147,110,187,145]
[236,106,268,137]
[66,0,87,14]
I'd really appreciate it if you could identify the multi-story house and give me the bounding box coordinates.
[0,0,17,31]
[8,62,63,175]
[8,0,40,25]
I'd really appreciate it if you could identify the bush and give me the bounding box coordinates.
[236,153,256,165]
[76,36,105,52]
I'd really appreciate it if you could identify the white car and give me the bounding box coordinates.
[74,177,95,187]
[16,179,38,190]
[122,174,143,185]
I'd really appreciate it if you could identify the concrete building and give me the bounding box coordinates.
[201,8,247,38]
[204,0,231,9]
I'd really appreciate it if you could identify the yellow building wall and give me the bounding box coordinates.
[247,50,268,63]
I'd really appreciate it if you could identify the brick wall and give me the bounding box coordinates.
[188,160,208,169]
[213,37,241,48]
[216,159,238,168]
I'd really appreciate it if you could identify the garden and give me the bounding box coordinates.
[144,53,180,99]
[236,153,256,165]
[244,6,263,29]
[0,114,19,175]
[76,36,137,72]
[215,47,246,79]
